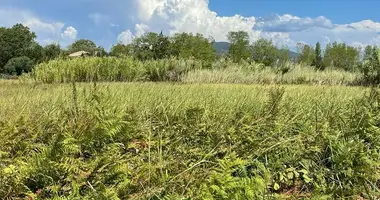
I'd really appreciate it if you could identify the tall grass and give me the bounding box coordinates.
[31,57,364,86]
[2,81,380,199]
[32,57,203,83]
[183,62,362,85]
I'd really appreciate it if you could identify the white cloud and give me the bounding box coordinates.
[117,30,135,45]
[255,14,334,32]
[134,0,165,22]
[135,24,149,37]
[118,0,380,49]
[61,26,78,40]
[0,8,77,46]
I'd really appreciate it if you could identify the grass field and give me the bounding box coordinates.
[1,80,380,199]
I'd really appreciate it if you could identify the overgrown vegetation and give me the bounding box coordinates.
[32,57,204,83]
[1,82,380,199]
[32,57,365,86]
[2,21,380,199]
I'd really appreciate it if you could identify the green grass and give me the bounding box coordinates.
[182,64,361,85]
[31,57,204,83]
[31,57,364,86]
[1,81,380,199]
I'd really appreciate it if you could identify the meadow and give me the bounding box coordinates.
[1,77,380,199]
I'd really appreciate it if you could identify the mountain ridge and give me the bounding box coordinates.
[212,42,299,59]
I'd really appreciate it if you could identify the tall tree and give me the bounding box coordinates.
[323,42,359,71]
[251,38,277,66]
[363,45,373,61]
[227,31,251,63]
[171,32,215,63]
[110,43,132,57]
[131,32,160,60]
[296,43,315,65]
[276,46,291,66]
[313,42,324,70]
[43,43,61,61]
[153,31,170,59]
[0,24,36,73]
[360,46,380,84]
[25,41,44,64]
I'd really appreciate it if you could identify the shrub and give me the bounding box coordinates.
[4,56,34,75]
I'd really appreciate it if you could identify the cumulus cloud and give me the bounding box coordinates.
[119,0,259,43]
[117,0,380,49]
[61,26,78,40]
[117,30,135,45]
[0,8,77,46]
[134,0,165,22]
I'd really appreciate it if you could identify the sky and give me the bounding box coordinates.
[1,0,380,51]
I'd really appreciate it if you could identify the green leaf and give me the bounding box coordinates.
[279,173,284,181]
[303,174,311,183]
[294,171,299,178]
[274,183,280,191]
[287,172,294,180]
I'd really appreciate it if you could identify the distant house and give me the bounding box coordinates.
[69,51,90,57]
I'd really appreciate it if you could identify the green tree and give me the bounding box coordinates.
[43,43,61,61]
[227,31,251,63]
[68,39,98,55]
[363,45,373,61]
[276,46,291,66]
[296,43,315,65]
[153,31,170,59]
[360,46,380,84]
[170,32,215,63]
[110,43,132,57]
[251,38,277,66]
[95,46,108,57]
[4,56,34,75]
[313,42,324,70]
[0,24,36,73]
[131,32,160,60]
[323,42,359,71]
[25,41,44,64]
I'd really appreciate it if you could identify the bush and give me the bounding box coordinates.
[4,56,34,76]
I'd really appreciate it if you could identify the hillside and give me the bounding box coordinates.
[213,42,299,59]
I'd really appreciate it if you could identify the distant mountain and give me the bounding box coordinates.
[289,51,299,60]
[213,42,230,55]
[213,41,299,59]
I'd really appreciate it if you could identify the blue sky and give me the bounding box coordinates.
[1,0,379,50]
[210,1,380,24]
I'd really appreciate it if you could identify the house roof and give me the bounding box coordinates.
[69,51,90,57]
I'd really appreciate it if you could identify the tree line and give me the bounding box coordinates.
[1,24,380,83]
